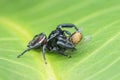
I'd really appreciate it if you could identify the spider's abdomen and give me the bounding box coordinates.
[28,33,47,48]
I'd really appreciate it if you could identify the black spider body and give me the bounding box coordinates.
[17,24,82,64]
[47,27,75,52]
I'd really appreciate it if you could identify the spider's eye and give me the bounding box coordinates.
[69,32,82,44]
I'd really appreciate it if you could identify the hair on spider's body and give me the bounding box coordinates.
[17,24,83,64]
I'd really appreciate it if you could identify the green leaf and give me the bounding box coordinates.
[0,0,120,80]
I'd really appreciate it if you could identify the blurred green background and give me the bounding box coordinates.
[0,0,120,80]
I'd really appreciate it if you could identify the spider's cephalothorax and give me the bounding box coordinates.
[17,24,82,64]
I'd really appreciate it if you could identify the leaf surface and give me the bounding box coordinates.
[0,0,120,80]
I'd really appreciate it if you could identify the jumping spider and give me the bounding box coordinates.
[17,24,82,64]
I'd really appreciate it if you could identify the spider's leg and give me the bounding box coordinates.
[17,43,42,58]
[56,40,76,58]
[17,48,32,58]
[57,24,79,31]
[57,40,75,49]
[58,50,71,58]
[42,44,47,64]
[63,30,72,36]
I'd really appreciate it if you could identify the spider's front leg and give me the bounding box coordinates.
[57,49,72,58]
[57,23,79,31]
[56,36,76,49]
[56,38,76,58]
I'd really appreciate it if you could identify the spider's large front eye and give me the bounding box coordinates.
[69,32,82,44]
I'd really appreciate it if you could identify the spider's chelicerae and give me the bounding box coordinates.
[17,24,82,64]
